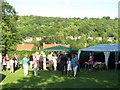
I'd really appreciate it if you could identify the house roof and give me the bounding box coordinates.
[43,44,61,49]
[16,44,34,51]
[43,43,69,49]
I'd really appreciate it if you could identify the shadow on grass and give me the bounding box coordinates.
[0,73,6,83]
[1,69,119,89]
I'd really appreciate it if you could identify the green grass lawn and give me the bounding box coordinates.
[0,67,119,89]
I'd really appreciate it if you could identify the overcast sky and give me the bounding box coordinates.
[6,0,119,19]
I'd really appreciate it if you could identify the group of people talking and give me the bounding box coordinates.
[22,51,80,78]
[0,52,19,73]
[0,51,80,78]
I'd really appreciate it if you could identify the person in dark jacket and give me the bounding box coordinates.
[30,54,33,69]
[13,52,18,71]
[60,52,68,75]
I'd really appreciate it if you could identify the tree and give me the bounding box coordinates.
[1,0,19,54]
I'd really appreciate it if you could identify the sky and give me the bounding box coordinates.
[6,0,119,19]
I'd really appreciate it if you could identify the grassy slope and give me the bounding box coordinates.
[0,68,119,88]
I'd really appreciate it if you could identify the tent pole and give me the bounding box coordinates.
[104,52,110,70]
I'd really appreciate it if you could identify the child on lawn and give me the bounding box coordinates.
[67,57,72,76]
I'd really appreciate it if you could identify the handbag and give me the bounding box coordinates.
[76,60,79,65]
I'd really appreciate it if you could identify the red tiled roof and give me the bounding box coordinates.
[16,44,34,51]
[43,44,60,49]
[43,43,69,49]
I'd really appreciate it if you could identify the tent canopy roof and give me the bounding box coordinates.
[42,45,73,52]
[79,44,120,52]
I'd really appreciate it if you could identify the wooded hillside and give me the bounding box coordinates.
[17,16,118,49]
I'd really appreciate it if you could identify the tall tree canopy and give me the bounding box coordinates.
[1,0,19,54]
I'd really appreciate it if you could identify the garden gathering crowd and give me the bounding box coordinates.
[0,51,81,78]
[0,52,19,73]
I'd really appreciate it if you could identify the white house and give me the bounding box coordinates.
[22,37,33,42]
[107,37,114,42]
[66,36,81,40]
[87,37,93,40]
[96,37,102,41]
[36,37,42,41]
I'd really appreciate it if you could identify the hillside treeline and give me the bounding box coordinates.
[17,16,118,49]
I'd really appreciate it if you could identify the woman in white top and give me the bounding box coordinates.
[9,57,14,73]
[52,54,57,71]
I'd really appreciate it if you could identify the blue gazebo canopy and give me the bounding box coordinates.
[78,44,120,69]
[79,44,120,52]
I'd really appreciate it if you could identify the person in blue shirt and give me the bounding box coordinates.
[22,54,29,76]
[71,54,78,78]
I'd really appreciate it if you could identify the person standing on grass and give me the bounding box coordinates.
[35,52,40,70]
[5,54,10,70]
[9,55,14,73]
[43,52,47,70]
[57,53,62,71]
[47,52,53,71]
[29,53,33,69]
[33,58,38,76]
[2,56,7,71]
[52,53,58,71]
[22,54,29,76]
[88,52,94,71]
[14,52,18,70]
[67,57,72,77]
[60,51,68,75]
[39,53,44,70]
[0,51,2,72]
[75,54,80,72]
[71,54,78,78]
[13,52,18,71]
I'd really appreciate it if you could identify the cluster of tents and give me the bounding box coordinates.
[42,44,120,69]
